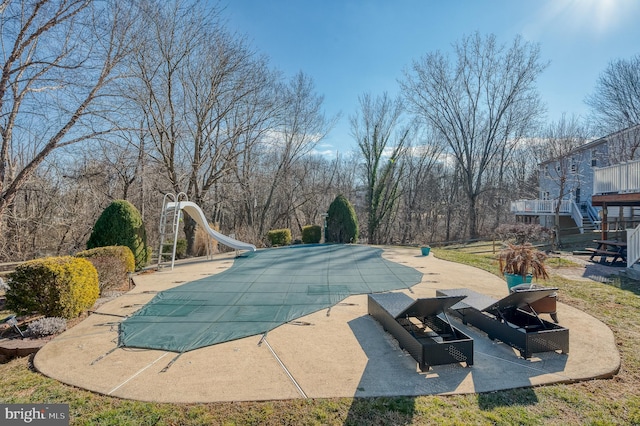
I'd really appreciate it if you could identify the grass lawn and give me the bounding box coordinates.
[1,248,639,425]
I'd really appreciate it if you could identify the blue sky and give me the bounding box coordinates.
[222,0,640,155]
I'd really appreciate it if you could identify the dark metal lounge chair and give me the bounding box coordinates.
[368,292,474,371]
[436,288,569,359]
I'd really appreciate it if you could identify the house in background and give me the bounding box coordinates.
[592,158,640,267]
[511,125,640,237]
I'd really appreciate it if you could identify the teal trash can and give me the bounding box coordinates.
[421,247,431,256]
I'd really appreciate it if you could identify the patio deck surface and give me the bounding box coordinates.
[33,245,620,403]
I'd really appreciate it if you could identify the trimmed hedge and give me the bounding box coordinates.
[6,256,99,319]
[76,246,135,293]
[301,225,322,244]
[87,200,150,271]
[76,246,135,273]
[267,229,292,246]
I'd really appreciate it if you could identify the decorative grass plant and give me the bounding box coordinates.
[498,243,549,280]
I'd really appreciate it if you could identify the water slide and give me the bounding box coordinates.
[165,201,257,252]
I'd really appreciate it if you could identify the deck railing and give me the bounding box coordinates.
[510,199,584,233]
[627,223,640,268]
[510,199,573,214]
[570,201,584,233]
[594,160,640,194]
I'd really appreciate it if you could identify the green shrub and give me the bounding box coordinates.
[301,225,322,244]
[326,195,359,243]
[6,256,99,319]
[87,200,151,271]
[267,229,292,246]
[76,246,134,293]
[162,239,187,259]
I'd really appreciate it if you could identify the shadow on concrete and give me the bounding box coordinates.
[582,263,624,283]
[347,315,470,396]
[347,308,569,399]
[345,315,419,425]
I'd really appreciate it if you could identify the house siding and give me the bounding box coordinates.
[517,125,640,227]
[538,138,609,207]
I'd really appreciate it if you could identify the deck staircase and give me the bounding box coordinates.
[579,202,601,232]
[510,199,601,234]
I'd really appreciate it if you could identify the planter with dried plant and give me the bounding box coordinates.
[497,243,549,290]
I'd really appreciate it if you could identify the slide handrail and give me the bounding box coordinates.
[158,193,188,270]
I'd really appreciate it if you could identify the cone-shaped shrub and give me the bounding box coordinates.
[6,256,99,319]
[87,200,150,271]
[326,195,359,243]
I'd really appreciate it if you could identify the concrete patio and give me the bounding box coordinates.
[33,246,620,403]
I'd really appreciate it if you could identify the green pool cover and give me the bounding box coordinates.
[119,244,422,353]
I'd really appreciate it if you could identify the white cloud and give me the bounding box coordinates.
[310,148,336,157]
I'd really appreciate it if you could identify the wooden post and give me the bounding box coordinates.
[601,203,608,240]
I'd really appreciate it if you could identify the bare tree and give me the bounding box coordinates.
[396,127,445,244]
[131,0,277,252]
[401,33,547,239]
[295,155,341,230]
[586,55,640,137]
[0,152,112,261]
[535,114,588,246]
[351,92,409,244]
[0,0,138,236]
[255,71,336,238]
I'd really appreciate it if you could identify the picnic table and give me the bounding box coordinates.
[586,240,627,264]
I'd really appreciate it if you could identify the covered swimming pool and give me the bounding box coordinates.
[119,244,423,353]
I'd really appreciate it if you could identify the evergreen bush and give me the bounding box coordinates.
[6,256,99,319]
[87,200,150,271]
[301,225,322,244]
[81,256,127,294]
[326,195,359,243]
[267,229,292,246]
